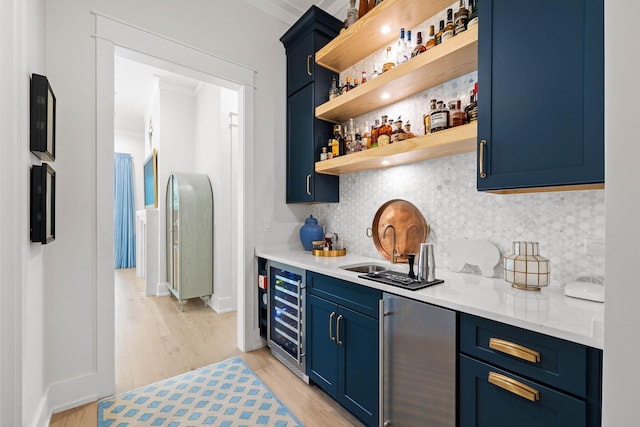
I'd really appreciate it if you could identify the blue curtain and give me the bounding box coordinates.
[114,153,136,268]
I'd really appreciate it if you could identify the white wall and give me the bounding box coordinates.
[43,0,296,413]
[602,0,640,423]
[114,130,145,211]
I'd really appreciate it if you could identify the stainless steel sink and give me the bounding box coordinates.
[339,263,390,274]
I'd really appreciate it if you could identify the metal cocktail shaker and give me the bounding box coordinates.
[417,243,436,282]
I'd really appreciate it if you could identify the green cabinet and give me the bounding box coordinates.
[477,0,604,191]
[280,6,341,203]
[306,272,381,427]
[459,313,602,426]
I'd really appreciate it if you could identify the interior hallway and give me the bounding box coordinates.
[50,268,361,426]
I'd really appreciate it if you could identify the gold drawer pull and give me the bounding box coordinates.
[488,371,540,402]
[489,338,541,363]
[479,139,487,178]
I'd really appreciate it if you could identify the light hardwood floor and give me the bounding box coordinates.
[50,268,362,426]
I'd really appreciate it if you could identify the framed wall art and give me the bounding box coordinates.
[143,148,158,209]
[30,163,56,244]
[30,73,56,161]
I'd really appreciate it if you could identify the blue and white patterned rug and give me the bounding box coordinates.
[98,356,302,426]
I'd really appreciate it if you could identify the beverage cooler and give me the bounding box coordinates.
[267,260,308,383]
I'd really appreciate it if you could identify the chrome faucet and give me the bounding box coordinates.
[383,224,400,263]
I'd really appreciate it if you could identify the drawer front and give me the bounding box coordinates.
[459,354,586,427]
[307,271,381,318]
[460,313,588,397]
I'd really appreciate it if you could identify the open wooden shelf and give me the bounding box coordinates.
[315,26,478,124]
[315,121,477,176]
[316,0,453,73]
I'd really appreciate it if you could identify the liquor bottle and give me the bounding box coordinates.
[382,46,395,72]
[355,128,363,151]
[344,118,355,153]
[361,70,367,84]
[423,99,437,134]
[347,0,358,28]
[362,120,371,149]
[411,32,427,57]
[368,0,376,12]
[425,25,436,50]
[371,119,380,148]
[377,115,393,146]
[371,64,380,79]
[359,0,368,19]
[454,0,470,35]
[327,139,334,159]
[435,20,445,45]
[430,101,449,133]
[449,100,465,127]
[465,82,478,122]
[391,117,408,143]
[331,124,344,157]
[353,77,359,88]
[320,146,328,161]
[405,121,415,138]
[467,0,478,29]
[341,76,354,95]
[328,75,340,101]
[405,30,412,61]
[442,9,455,42]
[396,28,407,65]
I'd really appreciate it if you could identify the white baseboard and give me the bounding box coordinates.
[30,391,51,427]
[47,372,99,414]
[209,295,234,313]
[156,282,170,296]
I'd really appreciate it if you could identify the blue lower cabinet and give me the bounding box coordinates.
[460,355,586,426]
[307,272,380,426]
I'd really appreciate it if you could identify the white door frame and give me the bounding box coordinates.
[94,12,256,398]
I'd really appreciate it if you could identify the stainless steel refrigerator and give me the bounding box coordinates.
[380,293,456,427]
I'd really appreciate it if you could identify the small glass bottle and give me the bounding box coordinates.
[362,120,371,149]
[405,121,415,138]
[371,119,380,148]
[454,0,470,35]
[435,20,445,45]
[430,101,450,133]
[353,77,359,88]
[341,76,354,95]
[442,9,455,42]
[383,46,395,73]
[377,115,392,146]
[411,32,427,57]
[424,99,437,134]
[391,117,408,143]
[371,64,380,79]
[361,70,367,84]
[328,75,340,101]
[425,25,436,50]
[450,100,465,127]
[320,146,328,161]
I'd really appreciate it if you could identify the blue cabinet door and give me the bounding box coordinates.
[459,355,587,427]
[338,305,379,427]
[287,85,315,203]
[477,0,604,191]
[306,293,338,396]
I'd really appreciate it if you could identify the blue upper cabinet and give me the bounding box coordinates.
[281,6,342,203]
[477,0,604,192]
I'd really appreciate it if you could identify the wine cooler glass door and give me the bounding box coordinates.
[269,266,302,360]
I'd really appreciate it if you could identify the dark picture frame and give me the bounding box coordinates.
[143,148,158,209]
[30,73,56,161]
[30,163,56,244]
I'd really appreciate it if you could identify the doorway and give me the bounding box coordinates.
[95,13,258,399]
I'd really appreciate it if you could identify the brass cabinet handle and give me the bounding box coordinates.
[488,371,540,402]
[479,139,487,178]
[306,174,312,196]
[336,314,343,345]
[489,338,541,363]
[329,311,336,342]
[307,54,312,76]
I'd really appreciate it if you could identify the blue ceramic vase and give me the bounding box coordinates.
[299,215,323,251]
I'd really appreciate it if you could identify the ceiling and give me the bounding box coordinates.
[114,1,345,134]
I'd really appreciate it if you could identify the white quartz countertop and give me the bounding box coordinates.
[255,247,604,349]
